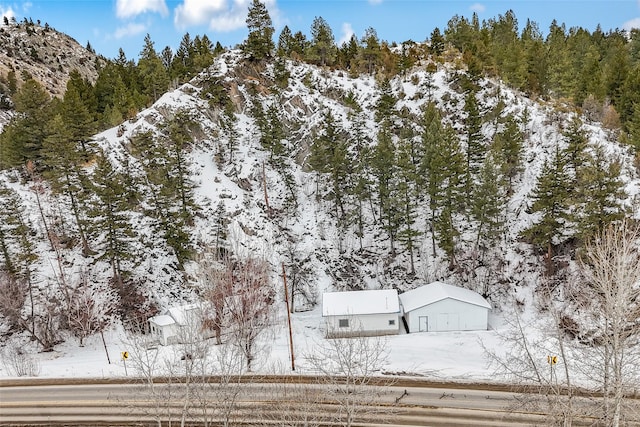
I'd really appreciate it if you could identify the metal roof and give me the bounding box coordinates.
[322,289,400,316]
[399,281,491,313]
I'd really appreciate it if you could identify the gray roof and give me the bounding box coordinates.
[399,281,491,313]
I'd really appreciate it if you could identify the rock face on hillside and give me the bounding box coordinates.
[0,20,100,102]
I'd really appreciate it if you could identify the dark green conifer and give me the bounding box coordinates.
[372,124,400,253]
[574,145,626,241]
[242,0,275,61]
[88,151,135,287]
[522,146,571,271]
[308,16,335,66]
[491,114,523,195]
[138,34,170,102]
[277,25,294,57]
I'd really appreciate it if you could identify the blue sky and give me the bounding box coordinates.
[0,0,638,60]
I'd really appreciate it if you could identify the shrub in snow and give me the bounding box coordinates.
[2,345,40,377]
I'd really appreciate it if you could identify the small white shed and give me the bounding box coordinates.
[322,289,400,338]
[148,304,202,345]
[399,282,491,333]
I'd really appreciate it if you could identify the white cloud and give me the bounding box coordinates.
[113,22,148,39]
[116,0,168,19]
[174,0,226,28]
[174,0,279,33]
[0,6,15,25]
[623,17,640,31]
[469,3,486,13]
[338,22,355,46]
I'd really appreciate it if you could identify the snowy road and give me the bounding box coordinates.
[0,377,613,426]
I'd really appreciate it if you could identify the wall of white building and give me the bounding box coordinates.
[404,298,488,332]
[325,312,400,337]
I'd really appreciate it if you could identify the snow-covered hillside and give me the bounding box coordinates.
[0,49,638,376]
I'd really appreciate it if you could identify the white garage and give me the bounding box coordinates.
[322,289,400,338]
[399,282,491,333]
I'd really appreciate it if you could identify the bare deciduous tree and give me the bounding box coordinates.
[484,302,576,426]
[198,250,231,345]
[33,286,64,351]
[201,253,276,371]
[283,237,317,312]
[66,274,115,346]
[0,271,27,331]
[225,257,275,372]
[124,314,245,427]
[576,220,640,426]
[305,330,392,427]
[259,372,323,427]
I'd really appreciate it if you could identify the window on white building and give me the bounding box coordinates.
[339,319,349,328]
[388,319,395,326]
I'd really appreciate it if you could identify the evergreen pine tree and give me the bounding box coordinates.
[520,19,547,96]
[523,146,571,271]
[243,0,275,61]
[308,16,335,66]
[626,102,640,152]
[256,103,286,163]
[170,33,192,80]
[574,145,626,241]
[429,27,445,56]
[309,111,351,223]
[0,184,23,272]
[428,124,466,265]
[419,102,444,256]
[61,83,96,159]
[66,69,97,121]
[42,114,92,256]
[471,154,506,249]
[277,25,294,57]
[338,35,359,71]
[163,111,198,222]
[546,20,574,99]
[130,125,195,268]
[291,31,308,58]
[396,136,422,273]
[138,34,170,102]
[88,151,136,287]
[0,182,37,335]
[371,124,400,253]
[3,78,51,166]
[360,27,380,74]
[489,10,525,88]
[491,114,523,195]
[375,79,396,124]
[193,35,215,70]
[350,111,373,250]
[398,40,417,80]
[563,117,589,175]
[464,89,484,195]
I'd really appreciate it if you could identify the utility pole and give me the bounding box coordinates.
[282,262,295,371]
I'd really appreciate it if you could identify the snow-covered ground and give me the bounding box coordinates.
[0,306,505,382]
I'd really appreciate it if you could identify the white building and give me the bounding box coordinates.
[399,282,491,333]
[148,304,203,345]
[322,289,400,338]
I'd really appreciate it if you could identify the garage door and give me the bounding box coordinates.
[436,313,460,331]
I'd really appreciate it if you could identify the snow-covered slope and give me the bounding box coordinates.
[0,49,637,355]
